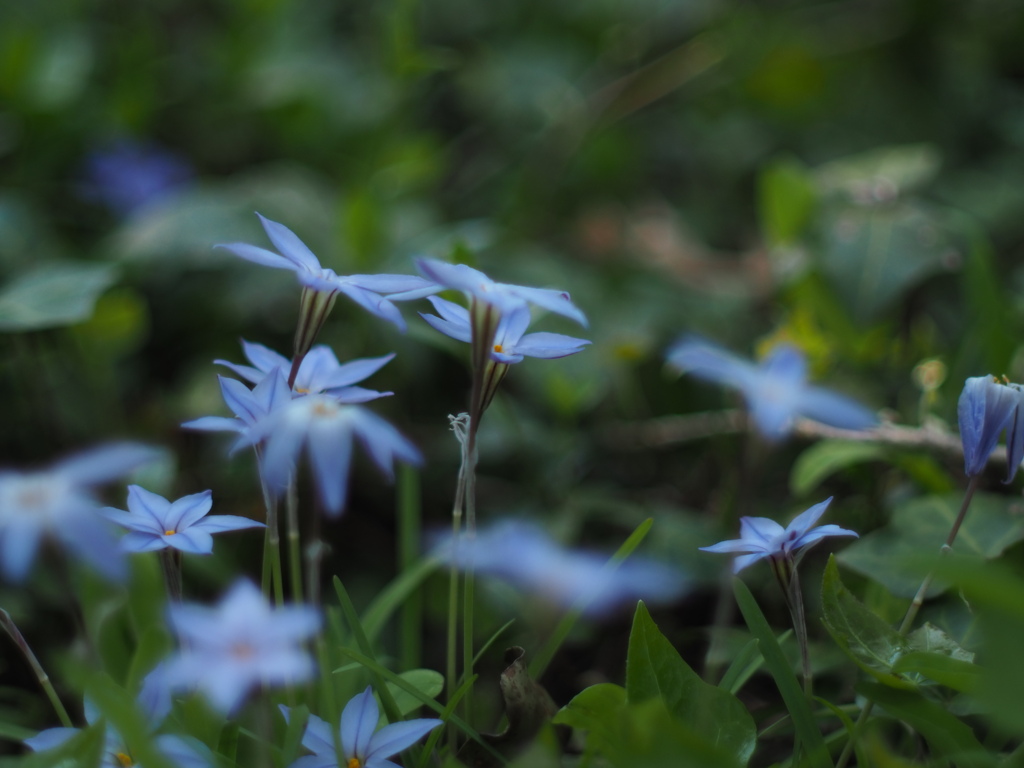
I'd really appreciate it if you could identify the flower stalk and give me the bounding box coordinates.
[0,608,73,728]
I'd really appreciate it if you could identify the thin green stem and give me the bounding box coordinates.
[398,466,422,672]
[0,608,73,728]
[160,549,182,603]
[286,477,303,604]
[256,455,284,606]
[836,475,981,768]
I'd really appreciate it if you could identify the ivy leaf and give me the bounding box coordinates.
[0,261,118,331]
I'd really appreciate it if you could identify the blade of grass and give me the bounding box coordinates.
[733,578,833,768]
[530,518,653,680]
[416,674,479,768]
[361,557,440,645]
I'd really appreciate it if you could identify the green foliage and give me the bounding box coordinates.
[0,262,117,331]
[790,440,887,497]
[839,493,1024,598]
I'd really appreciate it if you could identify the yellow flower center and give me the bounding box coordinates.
[295,387,310,394]
[115,752,134,767]
[347,759,361,768]
[493,344,503,353]
[164,529,176,536]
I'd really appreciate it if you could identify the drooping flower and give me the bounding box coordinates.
[700,497,857,574]
[163,580,320,714]
[217,214,438,358]
[282,686,442,768]
[433,519,686,617]
[100,485,264,555]
[215,339,394,402]
[666,335,877,440]
[0,443,160,581]
[957,375,1024,480]
[25,698,212,768]
[245,395,422,516]
[420,297,590,363]
[182,367,292,453]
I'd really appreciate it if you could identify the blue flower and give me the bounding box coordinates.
[282,686,442,768]
[957,375,1024,480]
[433,519,686,617]
[100,486,264,555]
[164,580,320,714]
[245,395,422,516]
[415,258,587,327]
[666,335,877,440]
[80,139,192,217]
[420,297,590,363]
[182,367,292,452]
[25,698,212,768]
[0,443,160,581]
[700,497,857,573]
[216,339,394,402]
[218,214,438,340]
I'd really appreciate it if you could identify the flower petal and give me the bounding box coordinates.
[366,719,444,761]
[256,213,322,271]
[341,687,379,760]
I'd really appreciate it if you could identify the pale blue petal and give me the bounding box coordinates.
[415,258,492,294]
[326,386,393,403]
[759,344,807,388]
[317,353,395,390]
[785,497,833,538]
[699,538,761,554]
[346,274,439,296]
[127,485,171,526]
[495,305,531,347]
[220,376,263,425]
[797,387,878,431]
[0,523,43,580]
[1007,385,1024,482]
[214,359,263,384]
[958,375,1017,476]
[139,662,173,726]
[665,336,760,393]
[181,415,242,433]
[56,443,160,486]
[154,735,214,768]
[121,531,168,552]
[168,528,214,555]
[501,284,587,327]
[100,506,161,534]
[216,242,298,271]
[289,756,337,768]
[256,213,322,271]
[350,409,423,476]
[308,417,352,516]
[168,490,214,530]
[793,524,858,549]
[282,707,335,756]
[242,339,290,375]
[511,332,590,359]
[331,283,407,331]
[425,295,470,326]
[420,311,472,343]
[366,719,443,761]
[341,687,379,760]
[739,516,784,544]
[733,552,771,573]
[191,514,265,534]
[62,519,126,581]
[25,727,80,752]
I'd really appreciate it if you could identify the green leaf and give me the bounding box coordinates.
[732,580,833,768]
[906,622,975,663]
[0,262,118,331]
[758,157,817,245]
[814,144,941,197]
[820,556,909,687]
[891,652,980,693]
[388,669,444,717]
[0,720,105,768]
[790,440,887,497]
[857,682,989,768]
[839,492,1024,598]
[626,601,756,765]
[817,200,952,324]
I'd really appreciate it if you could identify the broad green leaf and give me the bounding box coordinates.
[839,493,1024,598]
[821,556,909,688]
[626,601,756,765]
[857,682,988,768]
[732,580,832,768]
[906,623,974,663]
[814,144,941,198]
[817,200,952,324]
[891,652,980,693]
[387,669,444,717]
[0,262,118,331]
[790,440,887,497]
[758,157,817,245]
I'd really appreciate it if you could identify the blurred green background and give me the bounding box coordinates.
[4,0,1024,754]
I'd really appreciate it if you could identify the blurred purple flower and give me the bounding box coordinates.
[217,215,438,342]
[282,687,442,768]
[0,443,160,581]
[100,485,263,555]
[164,580,320,714]
[666,335,877,440]
[216,339,394,402]
[434,519,686,617]
[420,297,590,364]
[245,395,422,516]
[25,698,212,768]
[182,367,292,453]
[415,258,587,327]
[958,375,1024,480]
[700,497,857,574]
[81,139,192,217]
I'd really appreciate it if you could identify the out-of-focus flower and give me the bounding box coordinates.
[415,258,588,327]
[700,497,857,574]
[80,139,192,217]
[434,519,686,617]
[420,297,590,364]
[217,215,438,356]
[666,335,877,440]
[0,443,160,581]
[25,698,212,768]
[182,367,292,453]
[282,687,442,768]
[957,375,1024,480]
[164,580,320,714]
[215,340,394,402]
[100,485,263,555]
[246,396,422,516]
